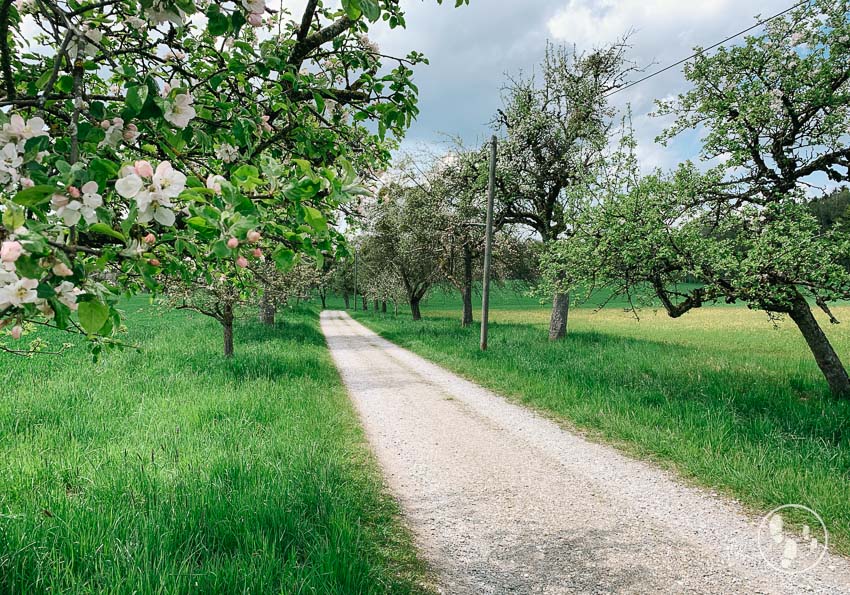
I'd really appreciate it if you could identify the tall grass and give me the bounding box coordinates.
[352,289,850,556]
[0,300,429,594]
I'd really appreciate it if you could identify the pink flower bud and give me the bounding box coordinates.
[10,325,22,340]
[149,258,161,267]
[0,240,23,263]
[67,186,81,198]
[52,261,73,277]
[248,12,263,27]
[134,160,154,178]
[101,120,111,129]
[20,177,33,188]
[143,233,156,244]
[236,256,249,268]
[227,237,239,249]
[252,248,262,258]
[247,230,261,243]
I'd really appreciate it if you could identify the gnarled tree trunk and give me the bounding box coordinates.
[343,292,350,310]
[788,292,850,397]
[461,244,474,328]
[410,296,422,321]
[548,292,570,341]
[222,302,234,358]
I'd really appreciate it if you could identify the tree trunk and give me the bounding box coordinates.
[788,293,850,397]
[343,293,350,310]
[461,245,474,327]
[374,299,379,311]
[320,292,327,309]
[361,296,367,311]
[410,296,422,321]
[259,295,275,326]
[382,300,387,313]
[548,292,570,341]
[222,303,234,358]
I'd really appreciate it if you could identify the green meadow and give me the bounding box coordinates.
[0,300,429,594]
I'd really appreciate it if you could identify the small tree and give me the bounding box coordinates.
[162,265,254,358]
[365,184,444,320]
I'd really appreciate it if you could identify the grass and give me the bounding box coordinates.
[349,285,850,556]
[0,299,430,594]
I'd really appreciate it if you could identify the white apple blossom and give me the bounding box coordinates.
[0,276,38,307]
[147,1,185,26]
[100,117,126,148]
[0,142,22,187]
[0,114,47,149]
[164,93,196,129]
[115,172,143,198]
[55,281,82,311]
[206,175,227,194]
[52,182,102,226]
[215,143,239,163]
[115,161,185,227]
[242,0,266,14]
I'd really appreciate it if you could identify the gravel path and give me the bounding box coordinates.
[320,311,850,594]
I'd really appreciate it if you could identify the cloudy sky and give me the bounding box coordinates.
[369,0,793,170]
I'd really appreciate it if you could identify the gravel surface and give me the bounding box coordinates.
[321,311,850,594]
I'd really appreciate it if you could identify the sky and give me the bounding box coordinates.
[369,0,794,170]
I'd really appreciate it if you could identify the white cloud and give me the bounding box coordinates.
[545,0,790,170]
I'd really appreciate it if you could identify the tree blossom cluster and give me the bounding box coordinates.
[0,0,465,354]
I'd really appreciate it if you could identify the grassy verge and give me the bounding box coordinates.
[0,299,430,594]
[351,291,850,556]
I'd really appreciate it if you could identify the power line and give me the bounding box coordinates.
[605,0,810,98]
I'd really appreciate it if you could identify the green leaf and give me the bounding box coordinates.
[273,247,295,271]
[303,206,328,232]
[212,239,230,257]
[360,0,380,21]
[341,0,362,20]
[13,185,55,207]
[56,75,74,93]
[126,84,148,114]
[78,300,110,335]
[88,223,125,242]
[35,70,52,90]
[206,4,230,35]
[36,283,56,299]
[2,202,25,230]
[186,216,211,231]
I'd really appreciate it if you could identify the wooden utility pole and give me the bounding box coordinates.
[353,248,358,312]
[480,135,497,351]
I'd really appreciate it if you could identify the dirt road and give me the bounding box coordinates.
[320,311,850,594]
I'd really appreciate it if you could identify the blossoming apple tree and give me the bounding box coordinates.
[0,0,466,355]
[546,0,850,397]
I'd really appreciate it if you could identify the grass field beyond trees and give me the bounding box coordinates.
[0,300,428,594]
[351,286,850,555]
